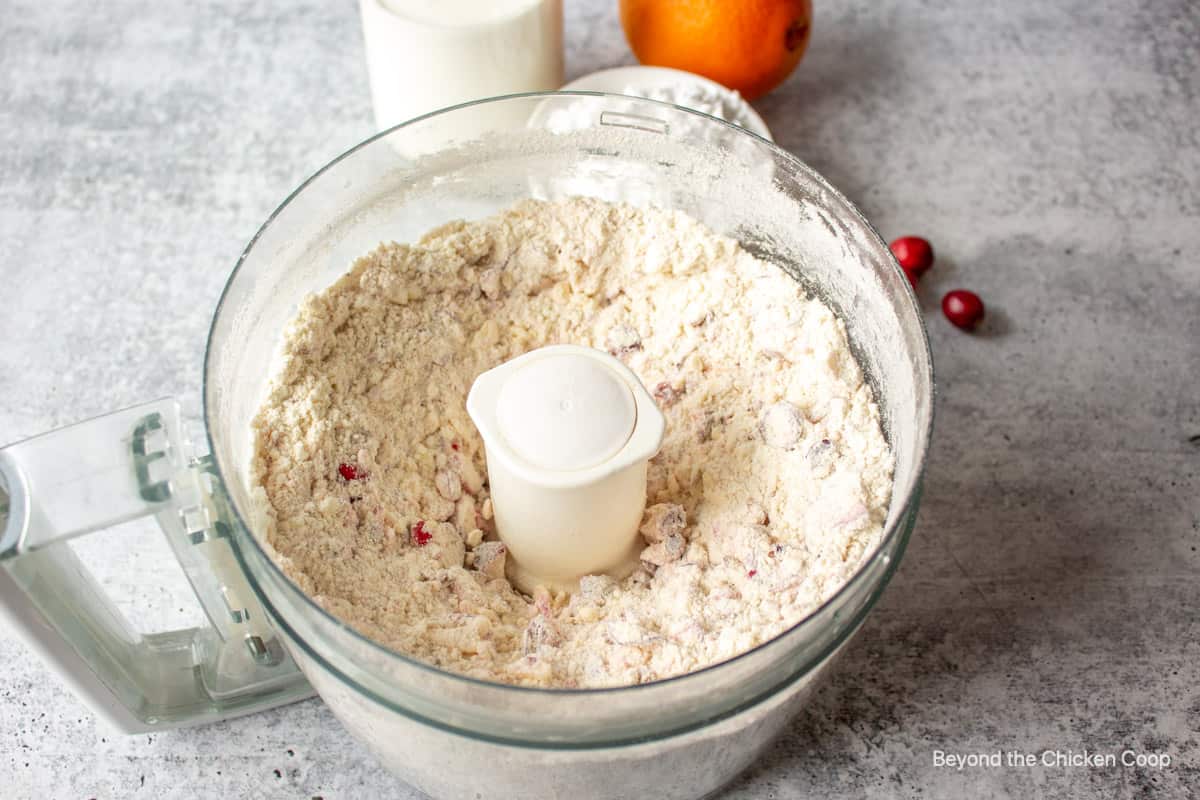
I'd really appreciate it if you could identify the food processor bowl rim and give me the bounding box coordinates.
[203,91,936,699]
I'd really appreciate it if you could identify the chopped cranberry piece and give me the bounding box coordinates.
[411,520,432,546]
[450,441,460,451]
[653,381,682,408]
[941,289,985,331]
[338,463,364,481]
[747,569,758,578]
[889,236,934,276]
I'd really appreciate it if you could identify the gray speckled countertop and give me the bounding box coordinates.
[2,1,1198,798]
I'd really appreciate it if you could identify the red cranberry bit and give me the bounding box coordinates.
[889,236,934,276]
[747,569,758,578]
[338,463,365,481]
[450,441,460,451]
[411,520,432,546]
[942,289,985,330]
[653,381,682,408]
[902,266,919,289]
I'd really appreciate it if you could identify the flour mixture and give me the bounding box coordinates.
[251,197,893,688]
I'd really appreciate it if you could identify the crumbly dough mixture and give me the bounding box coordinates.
[252,198,893,688]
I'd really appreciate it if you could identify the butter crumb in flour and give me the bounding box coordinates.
[251,197,893,688]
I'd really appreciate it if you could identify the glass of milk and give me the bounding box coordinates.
[360,0,564,133]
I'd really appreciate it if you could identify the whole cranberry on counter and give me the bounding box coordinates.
[942,290,985,331]
[889,236,935,277]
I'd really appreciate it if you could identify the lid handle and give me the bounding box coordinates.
[0,399,312,733]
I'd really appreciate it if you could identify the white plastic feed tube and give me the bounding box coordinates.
[467,346,665,593]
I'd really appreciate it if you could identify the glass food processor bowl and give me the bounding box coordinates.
[0,94,933,800]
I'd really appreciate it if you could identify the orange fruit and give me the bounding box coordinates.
[619,0,813,101]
